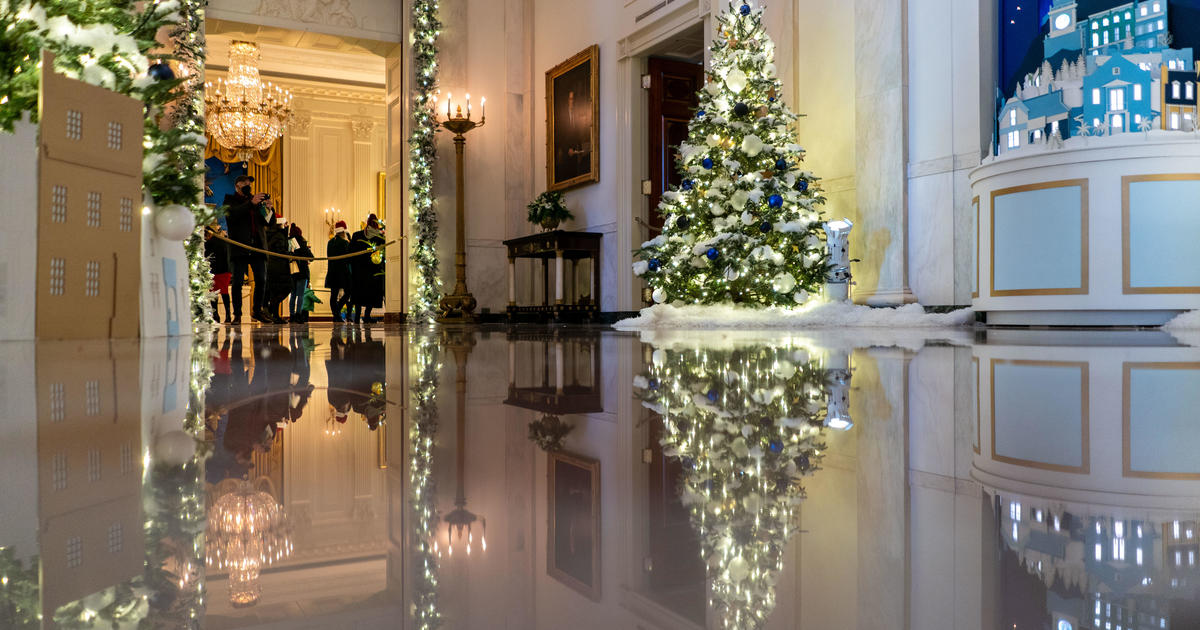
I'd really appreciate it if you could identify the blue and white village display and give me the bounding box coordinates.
[997,0,1198,154]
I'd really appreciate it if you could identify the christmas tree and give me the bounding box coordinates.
[634,2,828,307]
[635,339,830,628]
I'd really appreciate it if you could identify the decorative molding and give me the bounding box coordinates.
[1122,362,1200,479]
[1121,173,1200,294]
[253,0,357,28]
[291,111,313,136]
[990,358,1091,474]
[351,118,375,141]
[989,179,1089,297]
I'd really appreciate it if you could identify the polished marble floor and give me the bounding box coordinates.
[3,324,1200,629]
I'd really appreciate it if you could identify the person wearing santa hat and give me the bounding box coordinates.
[326,220,354,322]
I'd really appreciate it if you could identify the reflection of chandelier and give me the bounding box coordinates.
[205,41,292,161]
[206,478,293,607]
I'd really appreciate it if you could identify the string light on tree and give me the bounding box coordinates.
[634,1,830,308]
[408,0,444,322]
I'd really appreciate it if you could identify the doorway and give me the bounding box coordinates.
[646,56,704,238]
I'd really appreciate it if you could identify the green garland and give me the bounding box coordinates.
[636,340,829,629]
[0,0,212,326]
[408,332,443,628]
[408,0,443,321]
[0,547,40,629]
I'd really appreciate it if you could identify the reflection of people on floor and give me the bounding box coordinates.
[324,327,387,430]
[288,327,316,422]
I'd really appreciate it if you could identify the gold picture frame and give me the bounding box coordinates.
[546,45,600,192]
[547,450,601,600]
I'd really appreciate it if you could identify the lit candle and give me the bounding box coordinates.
[481,96,486,120]
[446,93,452,117]
[466,93,471,117]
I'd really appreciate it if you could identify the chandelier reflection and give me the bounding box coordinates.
[204,41,292,161]
[205,477,293,608]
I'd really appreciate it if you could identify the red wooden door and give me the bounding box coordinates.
[647,57,704,237]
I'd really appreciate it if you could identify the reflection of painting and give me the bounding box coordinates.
[546,45,599,192]
[547,451,600,600]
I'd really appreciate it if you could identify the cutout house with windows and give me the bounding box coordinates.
[996,0,1195,155]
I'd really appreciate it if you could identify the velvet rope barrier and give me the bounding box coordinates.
[208,231,403,261]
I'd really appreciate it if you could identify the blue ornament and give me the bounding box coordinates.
[769,96,776,102]
[676,215,691,229]
[147,63,175,81]
[706,388,719,402]
[733,102,750,117]
[697,109,706,118]
[769,439,783,454]
[702,157,714,170]
[681,179,694,191]
[682,456,695,469]
[795,179,809,193]
[759,221,772,233]
[740,3,751,15]
[648,258,661,272]
[706,247,720,261]
[648,378,660,390]
[768,194,783,208]
[794,454,811,470]
[775,158,788,171]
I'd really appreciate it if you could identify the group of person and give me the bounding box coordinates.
[204,174,386,325]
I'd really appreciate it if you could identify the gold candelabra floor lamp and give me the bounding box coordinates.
[437,93,486,322]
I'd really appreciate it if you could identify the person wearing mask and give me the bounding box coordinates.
[349,214,386,324]
[205,223,233,324]
[262,213,292,323]
[288,224,314,324]
[325,220,353,322]
[223,175,274,323]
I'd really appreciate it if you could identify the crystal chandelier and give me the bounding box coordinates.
[205,41,293,161]
[206,477,293,608]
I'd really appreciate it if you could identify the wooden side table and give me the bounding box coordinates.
[503,230,602,321]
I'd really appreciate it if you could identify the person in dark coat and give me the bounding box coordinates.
[205,223,233,324]
[223,175,273,323]
[262,214,292,323]
[350,214,385,324]
[288,224,314,323]
[325,221,353,322]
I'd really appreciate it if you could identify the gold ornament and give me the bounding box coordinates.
[371,249,384,265]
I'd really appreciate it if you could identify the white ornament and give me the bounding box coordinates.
[740,211,755,225]
[765,63,777,77]
[633,260,649,276]
[154,429,196,466]
[741,134,765,157]
[155,204,195,240]
[706,133,722,147]
[652,288,667,304]
[724,266,740,281]
[710,202,726,216]
[776,360,797,379]
[731,190,750,210]
[705,81,722,95]
[794,290,809,304]
[652,348,667,366]
[728,556,751,582]
[725,67,748,93]
[772,272,797,293]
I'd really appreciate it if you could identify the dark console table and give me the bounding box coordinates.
[503,230,602,321]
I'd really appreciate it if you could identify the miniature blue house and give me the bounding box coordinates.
[1081,54,1154,133]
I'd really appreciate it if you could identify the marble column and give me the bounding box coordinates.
[855,0,916,305]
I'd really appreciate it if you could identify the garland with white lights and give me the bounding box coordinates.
[408,332,443,628]
[0,0,214,325]
[634,1,829,307]
[635,341,829,629]
[408,0,443,322]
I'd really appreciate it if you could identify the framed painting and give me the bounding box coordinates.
[546,45,599,192]
[547,450,601,600]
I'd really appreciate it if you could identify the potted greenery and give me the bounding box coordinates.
[527,414,573,451]
[526,191,573,231]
